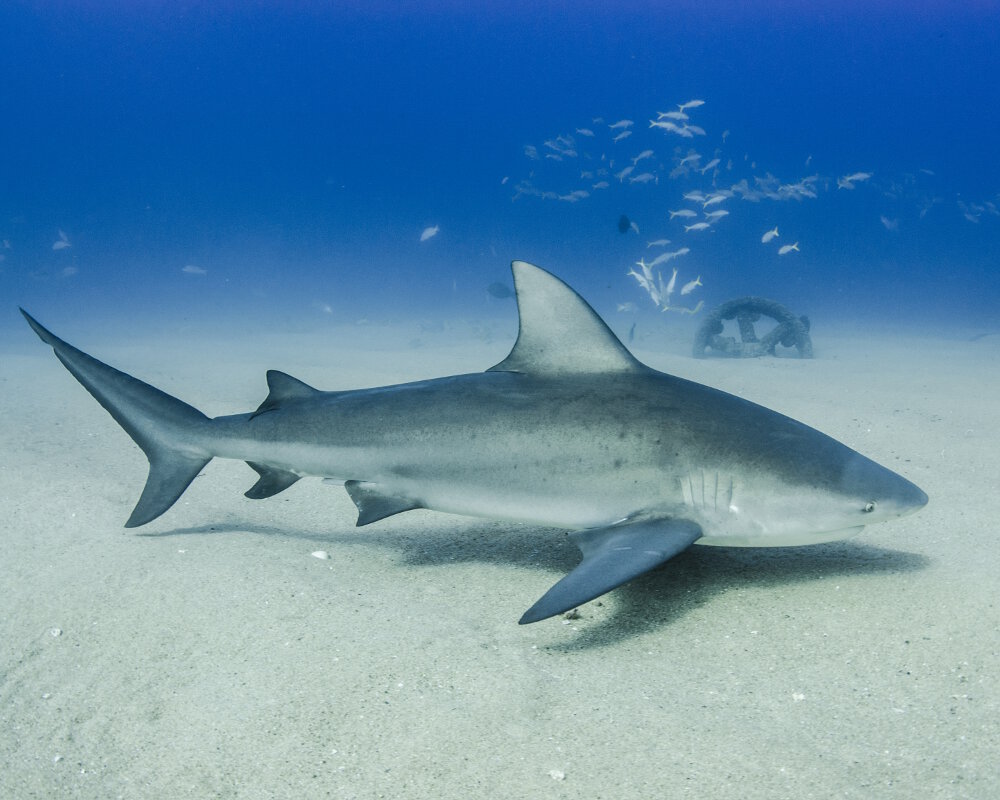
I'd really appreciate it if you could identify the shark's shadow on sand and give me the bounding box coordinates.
[144,514,929,648]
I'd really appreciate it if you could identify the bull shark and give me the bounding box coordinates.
[21,261,927,624]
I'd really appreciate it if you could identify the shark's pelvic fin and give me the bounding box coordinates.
[250,370,321,419]
[344,480,424,526]
[20,308,212,527]
[489,260,647,376]
[519,517,702,624]
[244,462,302,499]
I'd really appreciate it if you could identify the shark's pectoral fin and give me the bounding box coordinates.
[344,480,424,526]
[519,518,702,624]
[244,462,301,499]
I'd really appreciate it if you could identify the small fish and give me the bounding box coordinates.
[685,222,711,232]
[761,226,779,243]
[648,248,689,268]
[669,209,698,219]
[657,110,688,121]
[699,158,721,174]
[617,302,638,313]
[630,220,640,235]
[52,230,70,251]
[837,172,872,190]
[613,130,633,143]
[647,252,672,269]
[778,242,800,255]
[880,215,899,231]
[629,172,656,184]
[420,225,440,242]
[181,264,207,275]
[647,239,671,248]
[628,260,660,305]
[678,153,701,166]
[702,194,728,208]
[487,282,514,299]
[683,125,706,137]
[592,181,610,190]
[665,267,678,297]
[576,128,595,137]
[704,210,729,222]
[681,276,702,295]
[615,165,636,182]
[678,99,705,111]
[649,120,683,134]
[683,191,706,203]
[609,119,634,130]
[632,149,654,165]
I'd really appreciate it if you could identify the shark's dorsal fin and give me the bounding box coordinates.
[488,261,646,375]
[250,370,321,419]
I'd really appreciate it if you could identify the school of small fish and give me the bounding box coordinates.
[513,98,834,312]
[512,96,999,314]
[9,94,995,301]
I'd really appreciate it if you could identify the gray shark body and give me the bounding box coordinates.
[22,261,927,623]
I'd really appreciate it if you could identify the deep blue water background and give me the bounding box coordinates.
[2,1,999,339]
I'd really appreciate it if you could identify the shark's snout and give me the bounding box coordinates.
[842,454,927,520]
[885,474,929,517]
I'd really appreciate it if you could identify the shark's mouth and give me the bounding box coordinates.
[694,526,866,548]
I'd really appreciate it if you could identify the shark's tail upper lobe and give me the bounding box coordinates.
[21,309,212,527]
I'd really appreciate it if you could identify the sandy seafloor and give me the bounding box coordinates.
[1,310,997,800]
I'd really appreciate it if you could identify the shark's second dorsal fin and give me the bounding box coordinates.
[488,261,646,375]
[250,370,321,419]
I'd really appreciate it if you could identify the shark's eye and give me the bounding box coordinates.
[863,501,877,513]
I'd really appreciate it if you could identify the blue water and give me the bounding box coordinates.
[2,1,999,336]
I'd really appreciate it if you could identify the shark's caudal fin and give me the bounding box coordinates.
[20,309,212,527]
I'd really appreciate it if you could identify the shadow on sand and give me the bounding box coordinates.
[141,513,930,649]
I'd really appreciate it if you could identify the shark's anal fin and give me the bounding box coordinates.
[244,462,302,499]
[519,518,702,624]
[344,480,423,526]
